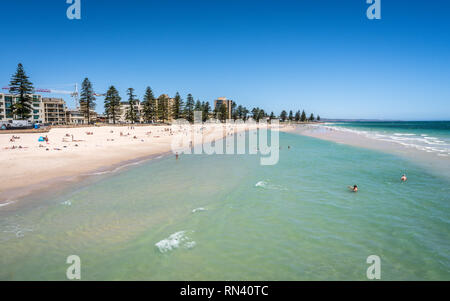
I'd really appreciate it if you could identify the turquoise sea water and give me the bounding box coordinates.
[0,130,449,280]
[324,121,450,158]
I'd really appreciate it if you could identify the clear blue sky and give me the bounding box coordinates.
[1,0,449,120]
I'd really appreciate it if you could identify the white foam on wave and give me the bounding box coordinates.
[192,207,206,213]
[0,201,14,208]
[2,224,34,239]
[255,181,267,188]
[61,200,72,206]
[184,241,197,249]
[255,180,287,191]
[87,158,150,176]
[325,125,450,157]
[155,231,196,253]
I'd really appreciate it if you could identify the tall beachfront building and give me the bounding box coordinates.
[214,97,233,119]
[0,93,68,125]
[0,93,44,124]
[42,97,67,125]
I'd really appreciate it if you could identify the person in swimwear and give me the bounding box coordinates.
[348,185,358,192]
[401,174,407,182]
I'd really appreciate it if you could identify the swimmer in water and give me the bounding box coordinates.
[348,185,358,192]
[401,174,407,182]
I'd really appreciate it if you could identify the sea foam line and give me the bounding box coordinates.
[155,231,196,253]
[0,201,15,208]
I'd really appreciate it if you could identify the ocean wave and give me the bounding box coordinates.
[61,200,72,206]
[255,180,287,191]
[192,207,207,213]
[1,224,34,239]
[0,201,15,208]
[155,231,196,253]
[323,125,450,157]
[87,159,150,176]
[255,181,267,188]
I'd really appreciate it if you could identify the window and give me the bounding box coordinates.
[34,115,39,119]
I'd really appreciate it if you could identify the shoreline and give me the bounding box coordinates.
[0,151,172,208]
[0,124,268,204]
[281,124,450,180]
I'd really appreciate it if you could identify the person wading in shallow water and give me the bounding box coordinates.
[401,174,407,182]
[348,185,358,192]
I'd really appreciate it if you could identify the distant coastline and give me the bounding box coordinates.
[282,122,450,180]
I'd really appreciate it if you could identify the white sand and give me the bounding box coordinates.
[0,124,265,201]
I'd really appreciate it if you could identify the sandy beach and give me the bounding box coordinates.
[0,123,262,202]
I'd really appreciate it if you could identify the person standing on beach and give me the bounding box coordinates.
[401,174,407,182]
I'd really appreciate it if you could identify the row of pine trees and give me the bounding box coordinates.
[280,110,320,122]
[6,64,321,124]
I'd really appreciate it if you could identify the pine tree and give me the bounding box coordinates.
[288,110,293,121]
[270,112,275,120]
[236,105,243,120]
[125,88,138,123]
[242,107,249,121]
[259,109,266,121]
[231,102,237,120]
[300,110,307,122]
[251,107,261,121]
[219,103,228,122]
[104,85,121,124]
[184,94,195,123]
[294,110,300,122]
[9,63,34,120]
[142,87,156,123]
[79,78,96,124]
[309,113,315,122]
[157,94,168,123]
[280,110,287,122]
[317,115,321,121]
[202,101,211,122]
[172,92,184,120]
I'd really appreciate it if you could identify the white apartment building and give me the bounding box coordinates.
[0,93,72,125]
[0,93,45,123]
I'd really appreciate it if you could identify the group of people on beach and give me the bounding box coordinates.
[348,174,407,192]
